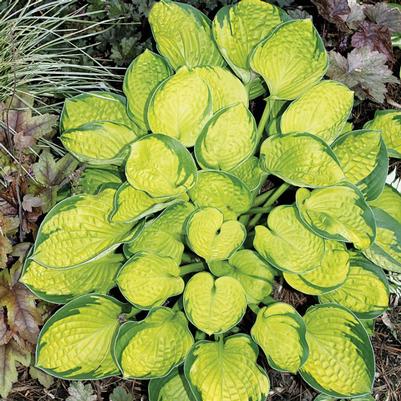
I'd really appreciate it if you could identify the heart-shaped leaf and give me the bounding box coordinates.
[36,294,127,379]
[188,170,252,219]
[251,303,309,373]
[125,134,197,198]
[185,207,246,261]
[319,254,389,319]
[123,50,172,131]
[296,183,376,250]
[254,205,325,273]
[250,19,328,100]
[284,240,350,295]
[117,253,184,309]
[212,0,284,84]
[21,252,123,304]
[113,307,193,379]
[147,68,212,147]
[280,80,354,144]
[183,272,247,335]
[184,335,270,401]
[364,109,401,158]
[61,122,137,165]
[195,103,257,171]
[60,91,141,132]
[260,133,344,187]
[148,367,196,401]
[148,0,224,70]
[209,249,276,303]
[31,189,137,269]
[332,129,389,201]
[300,304,375,398]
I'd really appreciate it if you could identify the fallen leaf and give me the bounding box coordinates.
[29,366,54,389]
[66,382,97,401]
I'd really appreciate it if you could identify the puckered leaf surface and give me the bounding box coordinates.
[230,156,265,192]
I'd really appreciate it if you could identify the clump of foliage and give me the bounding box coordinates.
[16,0,401,400]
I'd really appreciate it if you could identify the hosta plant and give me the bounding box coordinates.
[20,0,401,400]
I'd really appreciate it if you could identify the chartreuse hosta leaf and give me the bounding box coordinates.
[280,80,354,144]
[148,0,224,70]
[254,205,325,273]
[117,253,184,309]
[186,208,246,262]
[230,156,265,192]
[209,249,276,303]
[250,19,328,100]
[284,240,350,296]
[124,202,194,262]
[319,255,389,318]
[363,207,401,273]
[60,91,140,132]
[124,50,172,131]
[183,272,247,335]
[77,166,122,195]
[260,133,345,187]
[300,304,375,398]
[251,303,309,373]
[21,251,123,304]
[184,334,269,401]
[195,103,257,171]
[147,68,212,147]
[61,121,137,165]
[189,170,252,219]
[36,294,127,379]
[31,189,136,269]
[192,66,248,112]
[212,0,284,84]
[369,184,401,223]
[332,130,388,201]
[109,182,180,223]
[114,307,193,379]
[148,367,196,401]
[364,109,401,158]
[296,183,376,250]
[125,134,197,198]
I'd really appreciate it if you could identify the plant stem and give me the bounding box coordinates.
[248,304,261,314]
[181,253,196,264]
[125,306,141,319]
[256,98,272,138]
[253,188,275,207]
[179,262,205,276]
[243,205,274,215]
[248,182,290,229]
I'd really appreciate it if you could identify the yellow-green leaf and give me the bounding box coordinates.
[36,294,125,379]
[192,66,248,112]
[230,156,266,192]
[61,122,137,165]
[114,307,193,379]
[332,129,389,201]
[77,167,122,195]
[283,240,350,295]
[125,134,197,198]
[184,335,269,401]
[280,80,354,144]
[260,133,344,187]
[117,253,184,309]
[148,0,224,70]
[300,304,375,398]
[147,68,212,146]
[369,184,401,224]
[251,303,308,373]
[123,50,172,131]
[21,252,123,304]
[188,170,252,219]
[319,255,389,318]
[254,205,325,273]
[183,272,247,335]
[296,183,376,250]
[195,103,257,171]
[185,207,246,261]
[364,109,401,158]
[209,249,276,303]
[212,0,284,84]
[148,367,196,401]
[60,91,140,132]
[32,189,136,269]
[250,19,328,100]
